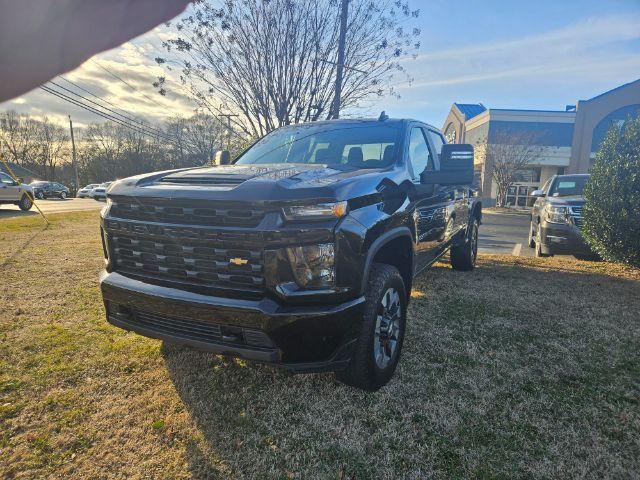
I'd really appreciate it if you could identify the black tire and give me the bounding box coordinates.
[59,191,67,199]
[528,220,536,248]
[335,263,407,391]
[450,218,479,271]
[18,194,33,211]
[36,190,44,200]
[535,227,550,257]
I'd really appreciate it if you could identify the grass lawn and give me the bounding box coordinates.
[1,212,639,479]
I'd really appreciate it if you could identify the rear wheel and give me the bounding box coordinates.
[451,218,479,271]
[36,190,44,199]
[335,263,407,391]
[59,191,67,199]
[18,194,33,211]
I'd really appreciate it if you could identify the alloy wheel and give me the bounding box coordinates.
[373,287,401,369]
[470,221,478,264]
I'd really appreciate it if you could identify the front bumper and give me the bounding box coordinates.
[100,271,364,372]
[540,221,592,255]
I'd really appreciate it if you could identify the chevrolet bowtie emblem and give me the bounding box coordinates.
[229,257,248,266]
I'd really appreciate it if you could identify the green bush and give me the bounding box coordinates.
[583,116,640,267]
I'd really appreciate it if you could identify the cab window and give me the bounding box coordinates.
[427,130,445,155]
[1,172,15,185]
[408,127,433,179]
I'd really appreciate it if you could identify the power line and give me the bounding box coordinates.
[91,59,173,112]
[58,76,146,123]
[50,79,174,141]
[39,85,174,142]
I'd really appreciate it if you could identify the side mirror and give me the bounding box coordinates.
[531,189,545,198]
[421,143,474,185]
[214,150,231,165]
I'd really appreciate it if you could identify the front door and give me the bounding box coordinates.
[0,172,20,201]
[407,126,453,272]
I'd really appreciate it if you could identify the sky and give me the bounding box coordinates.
[2,0,639,131]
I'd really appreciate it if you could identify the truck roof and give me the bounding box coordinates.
[286,117,441,132]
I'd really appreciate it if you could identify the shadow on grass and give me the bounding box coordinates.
[0,208,38,219]
[0,224,48,269]
[161,257,640,478]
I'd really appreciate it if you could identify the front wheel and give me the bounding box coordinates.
[36,190,44,199]
[18,194,33,211]
[535,227,550,257]
[59,191,67,199]
[528,220,536,248]
[335,263,407,391]
[451,218,479,271]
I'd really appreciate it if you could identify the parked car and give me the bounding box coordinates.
[528,174,594,259]
[0,172,33,210]
[77,184,99,198]
[30,181,70,199]
[99,117,481,391]
[91,182,112,201]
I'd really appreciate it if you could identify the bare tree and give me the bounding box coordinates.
[0,111,40,165]
[35,117,69,181]
[165,113,226,166]
[155,0,421,137]
[476,132,543,207]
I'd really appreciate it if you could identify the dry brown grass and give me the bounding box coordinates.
[1,212,639,479]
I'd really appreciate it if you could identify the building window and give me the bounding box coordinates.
[557,167,565,175]
[513,167,541,183]
[444,123,457,143]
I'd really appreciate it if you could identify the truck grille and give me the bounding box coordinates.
[570,206,584,229]
[109,197,265,227]
[111,233,264,294]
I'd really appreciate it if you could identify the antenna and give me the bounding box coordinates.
[378,111,389,121]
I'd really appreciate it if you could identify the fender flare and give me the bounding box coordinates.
[360,226,414,295]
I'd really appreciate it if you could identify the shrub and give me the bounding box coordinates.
[583,116,640,267]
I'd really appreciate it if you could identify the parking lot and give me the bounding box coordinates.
[479,210,533,257]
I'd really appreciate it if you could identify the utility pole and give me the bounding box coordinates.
[332,0,349,119]
[218,113,238,151]
[68,115,79,194]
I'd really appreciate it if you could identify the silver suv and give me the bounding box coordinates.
[0,172,33,211]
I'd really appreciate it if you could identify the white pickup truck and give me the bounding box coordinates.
[0,172,33,211]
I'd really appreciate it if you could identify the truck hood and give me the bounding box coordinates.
[547,195,585,207]
[108,163,397,203]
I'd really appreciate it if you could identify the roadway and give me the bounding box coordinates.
[0,198,103,219]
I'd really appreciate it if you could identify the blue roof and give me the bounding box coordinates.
[455,103,486,120]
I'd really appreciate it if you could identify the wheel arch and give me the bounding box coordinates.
[361,227,414,299]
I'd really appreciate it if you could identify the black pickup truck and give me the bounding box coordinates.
[99,117,481,390]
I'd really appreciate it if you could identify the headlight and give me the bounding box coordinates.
[283,202,347,221]
[545,204,569,224]
[286,243,335,289]
[100,197,113,217]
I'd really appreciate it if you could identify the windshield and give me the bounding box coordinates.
[235,123,400,169]
[100,182,111,187]
[549,175,589,197]
[30,181,47,186]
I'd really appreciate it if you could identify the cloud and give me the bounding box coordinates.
[381,13,640,123]
[0,25,197,129]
